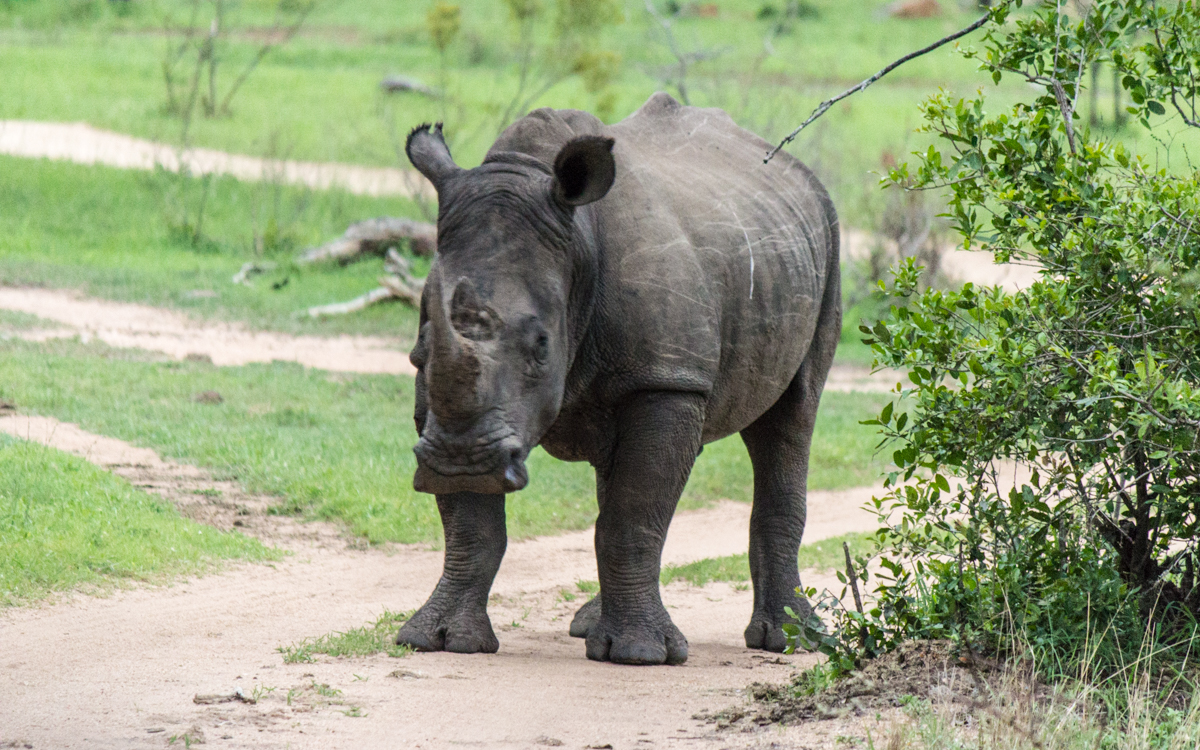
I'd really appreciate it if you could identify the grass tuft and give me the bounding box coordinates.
[0,309,47,332]
[278,609,414,663]
[660,532,875,587]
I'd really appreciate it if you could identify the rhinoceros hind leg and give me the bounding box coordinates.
[568,594,601,638]
[740,271,839,653]
[395,492,506,654]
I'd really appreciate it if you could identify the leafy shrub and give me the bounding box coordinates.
[790,0,1200,685]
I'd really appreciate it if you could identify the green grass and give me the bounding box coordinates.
[0,338,893,545]
[0,433,275,605]
[659,531,876,587]
[0,308,46,332]
[0,156,425,341]
[278,609,413,663]
[4,0,1188,232]
[0,1,990,166]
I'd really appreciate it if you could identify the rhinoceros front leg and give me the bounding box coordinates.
[395,492,506,653]
[585,391,704,666]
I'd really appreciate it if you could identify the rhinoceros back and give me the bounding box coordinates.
[492,94,838,442]
[599,94,836,440]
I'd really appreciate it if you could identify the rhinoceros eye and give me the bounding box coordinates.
[521,320,550,376]
[532,332,550,365]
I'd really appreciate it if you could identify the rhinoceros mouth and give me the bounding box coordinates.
[412,462,528,495]
[412,423,529,495]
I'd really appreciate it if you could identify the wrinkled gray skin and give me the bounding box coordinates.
[395,93,840,665]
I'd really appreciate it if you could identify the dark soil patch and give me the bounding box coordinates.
[706,640,1004,727]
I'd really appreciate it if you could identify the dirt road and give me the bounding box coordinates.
[0,415,889,749]
[0,120,433,199]
[0,286,911,392]
[0,286,417,376]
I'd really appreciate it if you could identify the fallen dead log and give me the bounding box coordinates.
[380,75,440,98]
[298,218,432,315]
[296,217,436,265]
[232,261,277,286]
[306,248,425,316]
[379,249,424,306]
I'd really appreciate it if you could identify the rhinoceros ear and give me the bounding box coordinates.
[552,135,616,207]
[406,123,460,190]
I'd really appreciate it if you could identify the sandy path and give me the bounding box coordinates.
[0,119,1034,292]
[0,286,908,392]
[0,120,433,199]
[0,286,417,376]
[0,414,885,749]
[841,228,1038,293]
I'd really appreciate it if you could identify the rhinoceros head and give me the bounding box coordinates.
[405,123,615,496]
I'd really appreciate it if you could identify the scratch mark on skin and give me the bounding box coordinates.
[717,205,757,300]
[626,279,706,308]
[656,340,720,364]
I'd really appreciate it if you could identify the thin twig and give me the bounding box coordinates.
[643,0,721,106]
[844,541,865,648]
[843,541,864,615]
[765,12,992,163]
[218,0,316,116]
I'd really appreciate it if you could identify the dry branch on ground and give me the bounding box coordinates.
[290,217,435,316]
[296,217,436,265]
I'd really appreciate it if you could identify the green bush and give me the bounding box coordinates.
[791,0,1200,686]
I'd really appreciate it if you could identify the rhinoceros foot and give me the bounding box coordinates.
[395,604,499,654]
[584,608,688,665]
[568,594,601,638]
[744,597,818,653]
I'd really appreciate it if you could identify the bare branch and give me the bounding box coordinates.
[644,0,706,105]
[218,0,316,116]
[307,286,399,317]
[1052,79,1078,154]
[766,12,993,163]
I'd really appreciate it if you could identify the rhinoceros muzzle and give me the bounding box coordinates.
[412,428,530,495]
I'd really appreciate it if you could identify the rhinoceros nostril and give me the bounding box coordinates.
[501,445,529,492]
[504,465,523,488]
